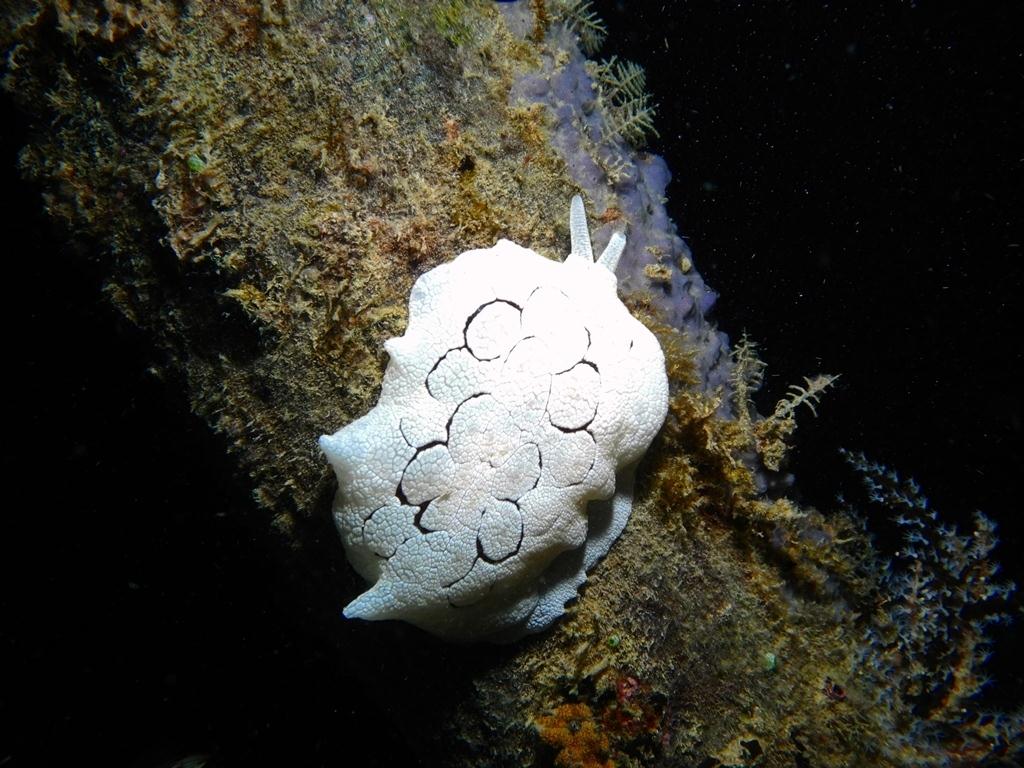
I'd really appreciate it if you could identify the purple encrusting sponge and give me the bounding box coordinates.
[501,11,732,397]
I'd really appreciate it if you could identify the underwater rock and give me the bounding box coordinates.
[4,1,1019,767]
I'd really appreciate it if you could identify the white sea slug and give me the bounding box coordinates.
[319,196,669,641]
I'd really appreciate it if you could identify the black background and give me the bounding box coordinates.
[2,2,1021,766]
[596,0,1024,721]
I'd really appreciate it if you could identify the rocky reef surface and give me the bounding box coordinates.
[3,2,1019,766]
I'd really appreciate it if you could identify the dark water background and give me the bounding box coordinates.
[3,2,1021,765]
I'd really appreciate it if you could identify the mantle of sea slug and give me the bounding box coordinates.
[319,197,668,641]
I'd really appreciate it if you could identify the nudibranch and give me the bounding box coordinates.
[319,196,668,641]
